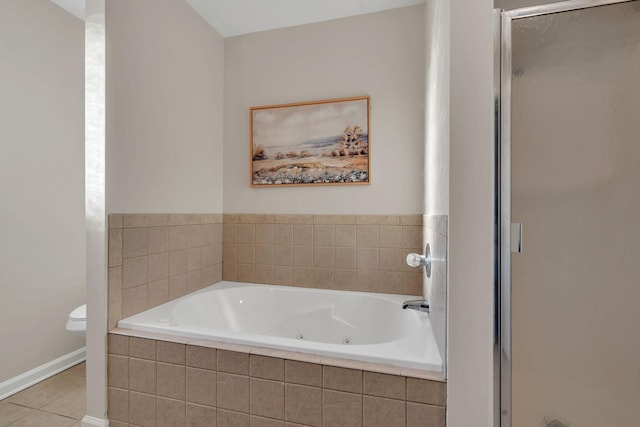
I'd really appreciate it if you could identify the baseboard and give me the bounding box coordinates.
[0,347,86,400]
[81,415,109,427]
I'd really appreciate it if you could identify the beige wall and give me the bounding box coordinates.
[0,0,85,382]
[223,5,426,214]
[106,0,225,214]
[448,0,496,425]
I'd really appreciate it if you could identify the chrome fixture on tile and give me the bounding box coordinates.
[402,299,430,313]
[403,243,431,313]
[406,243,431,278]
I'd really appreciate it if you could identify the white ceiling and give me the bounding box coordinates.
[186,0,425,37]
[49,0,424,37]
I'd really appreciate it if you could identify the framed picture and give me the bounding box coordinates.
[250,96,370,187]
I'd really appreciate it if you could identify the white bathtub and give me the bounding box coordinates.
[118,281,442,372]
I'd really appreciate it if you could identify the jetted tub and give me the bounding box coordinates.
[118,281,442,372]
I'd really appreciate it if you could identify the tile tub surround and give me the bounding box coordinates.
[108,214,223,329]
[107,333,446,427]
[222,214,424,295]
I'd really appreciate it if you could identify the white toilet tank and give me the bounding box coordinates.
[66,304,86,337]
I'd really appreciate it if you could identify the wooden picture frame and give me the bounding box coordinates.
[250,96,370,187]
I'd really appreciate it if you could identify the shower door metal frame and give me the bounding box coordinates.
[497,1,635,426]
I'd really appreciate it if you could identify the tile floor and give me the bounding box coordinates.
[0,362,86,427]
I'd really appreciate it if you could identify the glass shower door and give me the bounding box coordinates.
[507,2,640,426]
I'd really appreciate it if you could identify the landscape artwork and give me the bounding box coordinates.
[250,96,370,187]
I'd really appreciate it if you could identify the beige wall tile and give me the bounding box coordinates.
[323,390,362,427]
[108,278,122,330]
[107,355,129,389]
[239,214,274,224]
[357,270,378,292]
[406,378,446,406]
[223,223,238,243]
[293,267,313,288]
[379,248,402,272]
[406,402,445,427]
[129,392,156,427]
[313,215,355,225]
[167,214,201,226]
[168,274,187,300]
[250,355,284,381]
[334,269,356,291]
[255,224,274,244]
[402,226,422,249]
[187,269,203,293]
[363,372,406,400]
[255,265,274,284]
[313,225,334,246]
[274,224,293,245]
[274,245,293,266]
[157,397,185,427]
[378,271,403,294]
[187,403,217,426]
[400,215,423,226]
[186,367,216,407]
[169,226,188,251]
[250,378,284,420]
[323,366,362,393]
[356,225,379,248]
[334,247,356,269]
[313,247,333,268]
[356,215,400,225]
[107,387,129,422]
[363,395,405,427]
[185,224,203,248]
[126,214,170,228]
[251,415,285,427]
[218,350,249,375]
[157,341,185,365]
[313,268,334,289]
[237,223,255,244]
[169,249,187,276]
[108,334,129,356]
[218,409,249,426]
[109,214,124,229]
[293,246,312,267]
[212,243,223,265]
[223,243,238,265]
[217,373,249,413]
[223,263,237,281]
[129,358,156,394]
[284,384,322,427]
[293,225,312,246]
[122,285,147,318]
[201,214,223,224]
[186,346,216,370]
[122,256,148,289]
[123,228,148,259]
[379,225,403,248]
[223,214,240,224]
[203,223,223,245]
[237,264,255,283]
[274,214,313,224]
[109,229,123,267]
[148,253,169,282]
[403,272,423,296]
[188,247,203,271]
[356,248,379,271]
[157,362,185,400]
[237,244,255,264]
[273,266,293,286]
[129,337,156,360]
[284,360,322,387]
[334,225,356,247]
[255,245,274,265]
[202,245,215,267]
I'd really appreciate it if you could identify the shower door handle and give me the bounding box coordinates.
[511,222,522,253]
